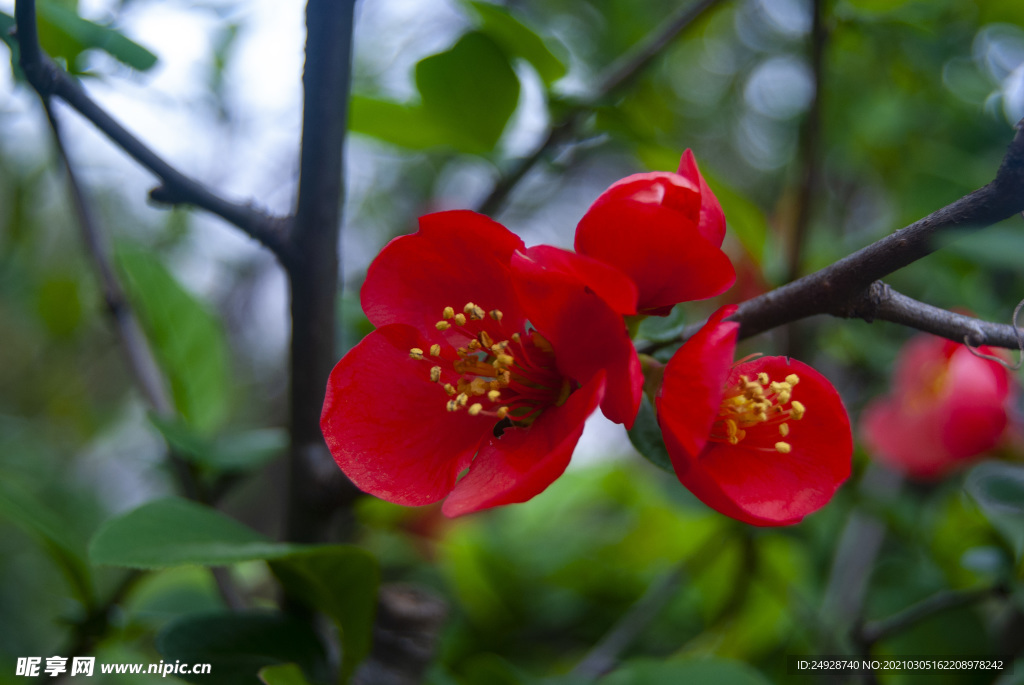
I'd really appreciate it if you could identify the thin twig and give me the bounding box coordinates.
[858,583,1008,648]
[571,530,727,678]
[14,0,288,256]
[476,0,728,216]
[784,0,827,284]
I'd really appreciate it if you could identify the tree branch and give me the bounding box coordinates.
[476,0,728,216]
[858,583,1008,648]
[14,0,289,257]
[284,0,361,544]
[729,120,1024,341]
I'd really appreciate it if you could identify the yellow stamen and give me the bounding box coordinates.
[456,393,468,407]
[496,407,509,419]
[775,441,792,454]
[786,374,800,385]
[487,390,501,402]
[409,348,424,360]
[480,330,494,349]
[444,383,456,396]
[454,313,467,326]
[757,372,769,385]
[442,306,455,320]
[430,344,441,356]
[436,321,451,331]
[430,366,441,382]
[779,423,790,437]
[791,401,805,420]
[468,403,483,416]
[489,309,503,321]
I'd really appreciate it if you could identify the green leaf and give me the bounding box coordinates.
[636,305,687,343]
[965,461,1024,561]
[157,612,328,685]
[36,0,158,72]
[626,394,674,473]
[349,96,450,150]
[259,664,314,685]
[602,658,772,685]
[466,2,566,86]
[90,498,297,568]
[270,546,379,683]
[116,244,230,434]
[0,482,93,604]
[415,31,520,154]
[151,416,286,472]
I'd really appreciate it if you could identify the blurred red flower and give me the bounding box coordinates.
[656,306,852,526]
[574,149,735,316]
[861,335,1014,479]
[321,211,642,516]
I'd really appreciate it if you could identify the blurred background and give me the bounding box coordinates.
[2,0,1024,682]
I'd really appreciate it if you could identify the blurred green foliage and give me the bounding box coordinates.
[3,0,1024,683]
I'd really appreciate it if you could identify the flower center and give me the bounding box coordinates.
[709,369,806,454]
[408,302,568,427]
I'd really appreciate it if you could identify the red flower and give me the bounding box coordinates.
[655,306,852,526]
[574,150,735,316]
[321,211,643,516]
[861,335,1013,479]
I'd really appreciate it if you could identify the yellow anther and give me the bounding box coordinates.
[446,399,458,412]
[757,372,769,385]
[469,378,489,395]
[779,423,790,437]
[457,393,469,407]
[470,305,486,320]
[495,354,515,368]
[463,302,476,314]
[487,390,501,402]
[489,309,503,321]
[480,331,494,348]
[436,321,451,331]
[511,333,521,343]
[429,344,441,356]
[790,401,805,420]
[409,348,424,360]
[728,434,739,445]
[725,419,738,437]
[430,366,441,382]
[496,406,509,419]
[776,389,791,404]
[442,306,455,320]
[775,441,792,454]
[444,383,456,396]
[468,339,482,350]
[454,313,467,326]
[468,403,483,416]
[786,374,800,385]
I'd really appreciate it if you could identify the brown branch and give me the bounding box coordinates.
[858,583,1008,648]
[476,0,728,216]
[729,120,1024,341]
[14,0,289,257]
[785,0,827,284]
[284,0,361,544]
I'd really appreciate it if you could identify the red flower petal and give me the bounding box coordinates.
[361,210,527,337]
[511,247,642,427]
[321,324,489,506]
[862,335,1012,479]
[677,149,726,246]
[673,357,851,526]
[575,199,735,313]
[656,305,739,459]
[441,373,605,516]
